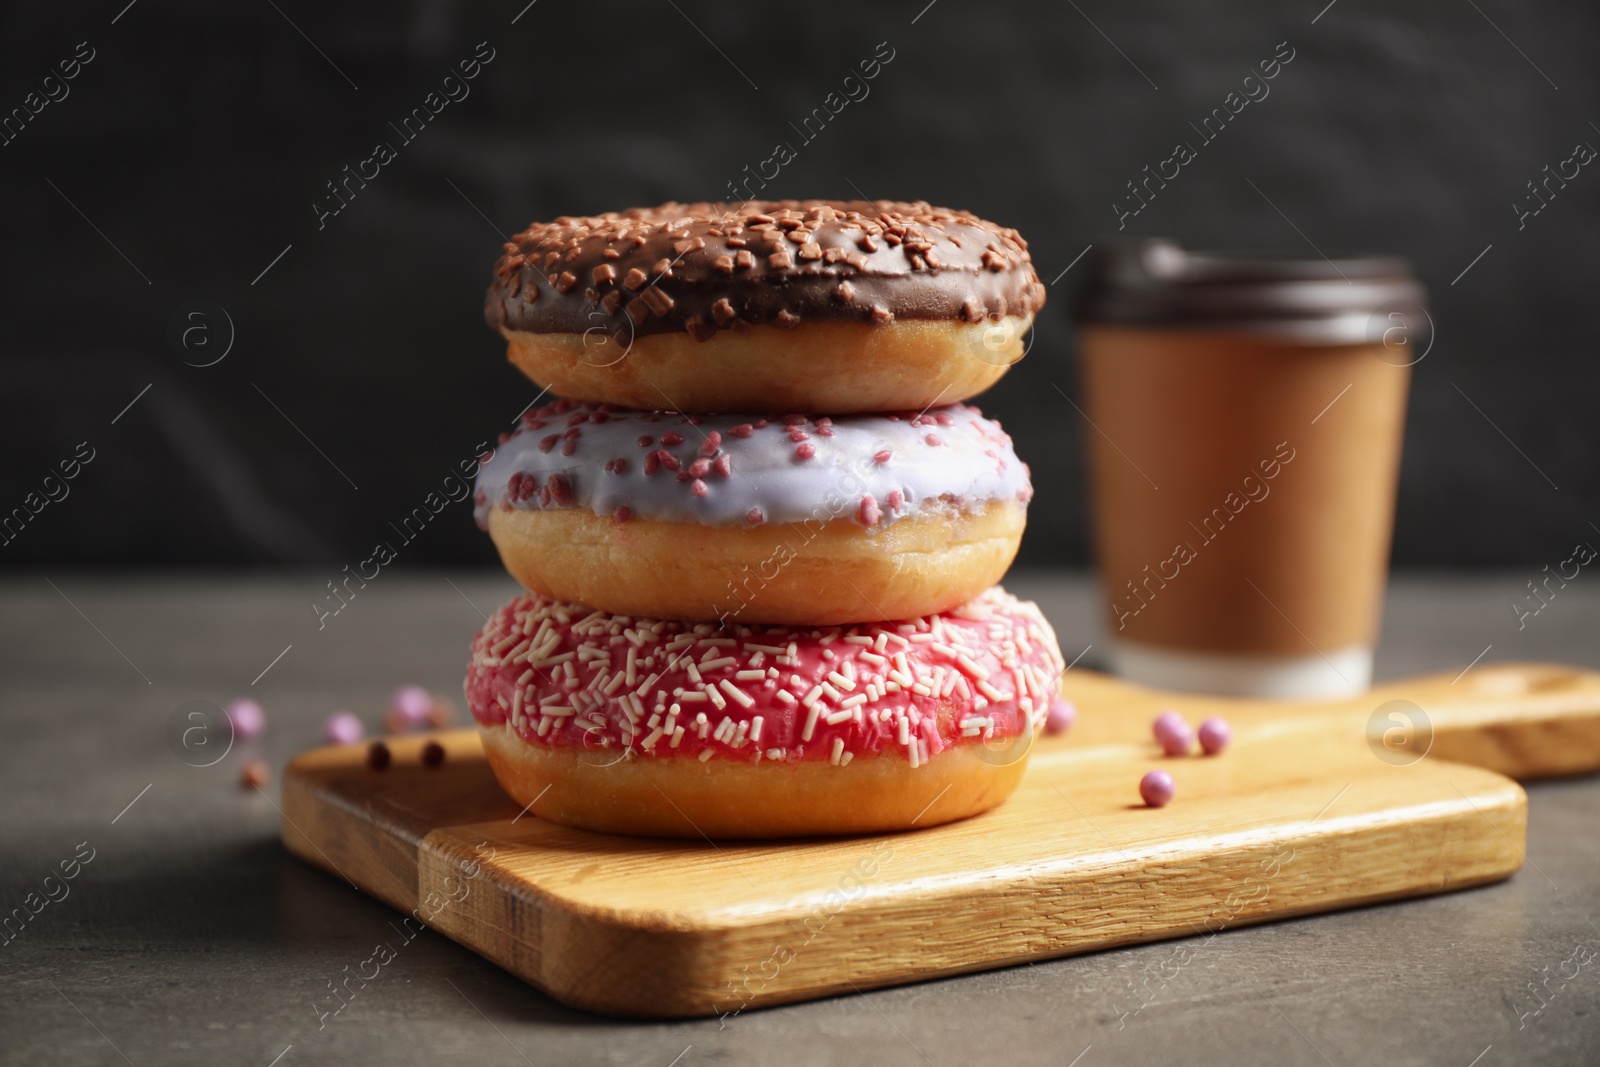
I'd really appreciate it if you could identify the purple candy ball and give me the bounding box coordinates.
[1198,717,1233,756]
[1044,697,1077,736]
[1140,769,1176,807]
[324,711,365,746]
[1152,710,1194,757]
[389,685,433,726]
[226,698,266,741]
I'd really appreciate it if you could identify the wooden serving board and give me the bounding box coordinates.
[281,661,1600,1018]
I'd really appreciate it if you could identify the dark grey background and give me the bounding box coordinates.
[2,0,1596,568]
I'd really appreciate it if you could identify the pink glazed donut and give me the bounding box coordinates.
[465,585,1065,837]
[474,398,1032,625]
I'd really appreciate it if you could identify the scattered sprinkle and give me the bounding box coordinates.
[386,685,432,733]
[1140,769,1175,807]
[226,699,266,741]
[1152,710,1194,757]
[1198,717,1232,756]
[1044,697,1076,736]
[324,711,364,746]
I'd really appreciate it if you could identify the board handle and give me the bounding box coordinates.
[1056,661,1600,781]
[1370,662,1600,779]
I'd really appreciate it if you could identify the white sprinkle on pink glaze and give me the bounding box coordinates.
[465,586,1065,766]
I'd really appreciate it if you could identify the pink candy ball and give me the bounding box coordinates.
[386,685,435,733]
[389,685,433,725]
[1140,769,1176,807]
[1198,717,1233,756]
[1152,710,1194,757]
[1044,697,1077,736]
[226,698,266,741]
[324,711,364,746]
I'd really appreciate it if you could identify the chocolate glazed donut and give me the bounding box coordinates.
[485,200,1047,414]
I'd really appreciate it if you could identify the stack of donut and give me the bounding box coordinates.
[463,200,1066,838]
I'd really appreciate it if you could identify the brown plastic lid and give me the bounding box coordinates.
[1072,239,1428,346]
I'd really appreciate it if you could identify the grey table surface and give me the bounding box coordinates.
[2,570,1598,1067]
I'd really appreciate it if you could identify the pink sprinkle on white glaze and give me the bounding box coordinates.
[476,398,1030,532]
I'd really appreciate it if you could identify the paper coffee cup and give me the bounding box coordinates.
[1072,240,1426,699]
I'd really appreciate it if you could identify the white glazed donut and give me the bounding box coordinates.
[474,399,1032,624]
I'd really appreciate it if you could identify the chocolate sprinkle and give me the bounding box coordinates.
[485,200,1044,341]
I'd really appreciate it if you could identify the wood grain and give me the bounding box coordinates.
[281,662,1600,1017]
